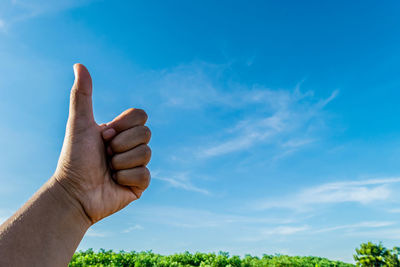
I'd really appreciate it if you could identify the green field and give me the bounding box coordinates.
[69,249,354,267]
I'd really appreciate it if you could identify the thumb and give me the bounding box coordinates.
[69,63,94,123]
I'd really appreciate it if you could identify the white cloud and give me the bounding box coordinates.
[153,172,210,195]
[253,177,400,211]
[263,225,309,235]
[239,220,395,243]
[156,62,232,109]
[388,208,400,213]
[199,88,337,158]
[122,224,144,233]
[0,0,96,31]
[86,228,110,237]
[239,225,309,242]
[317,89,339,108]
[134,62,337,160]
[314,221,395,233]
[346,228,400,240]
[281,138,315,148]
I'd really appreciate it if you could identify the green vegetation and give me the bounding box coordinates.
[68,242,400,266]
[69,249,354,267]
[354,242,400,267]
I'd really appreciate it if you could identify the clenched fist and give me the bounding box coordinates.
[54,64,151,225]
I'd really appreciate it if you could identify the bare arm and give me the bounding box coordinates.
[0,64,151,267]
[0,179,90,266]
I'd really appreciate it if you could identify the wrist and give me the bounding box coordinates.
[47,177,92,229]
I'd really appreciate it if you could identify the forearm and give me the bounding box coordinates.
[0,178,91,267]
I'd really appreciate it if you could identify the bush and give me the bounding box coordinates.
[354,242,400,267]
[69,250,354,267]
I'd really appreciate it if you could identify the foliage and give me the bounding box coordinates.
[69,249,354,267]
[354,242,400,267]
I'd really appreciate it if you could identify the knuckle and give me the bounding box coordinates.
[111,155,122,169]
[110,138,121,152]
[70,88,78,99]
[69,88,80,105]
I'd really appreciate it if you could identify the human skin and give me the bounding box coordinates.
[0,64,151,266]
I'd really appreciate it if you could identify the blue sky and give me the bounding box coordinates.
[1,0,400,263]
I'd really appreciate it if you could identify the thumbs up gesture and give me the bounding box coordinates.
[53,64,151,225]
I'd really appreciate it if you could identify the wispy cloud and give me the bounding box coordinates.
[86,228,110,238]
[239,225,310,242]
[349,228,400,240]
[122,224,144,233]
[148,62,338,159]
[155,62,232,109]
[0,0,96,31]
[264,225,310,236]
[152,171,210,195]
[388,208,400,213]
[314,221,395,233]
[281,138,315,148]
[199,89,338,158]
[240,221,395,242]
[252,177,400,211]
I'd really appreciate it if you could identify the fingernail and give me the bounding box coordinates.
[102,128,116,140]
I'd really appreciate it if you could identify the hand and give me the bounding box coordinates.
[53,64,151,225]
